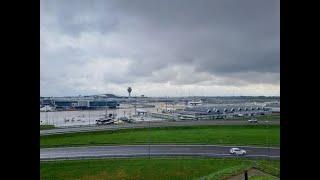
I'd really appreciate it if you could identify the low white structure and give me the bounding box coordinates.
[40,105,55,112]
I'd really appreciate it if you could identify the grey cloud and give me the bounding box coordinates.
[103,73,133,84]
[41,0,279,96]
[108,0,280,81]
[41,0,121,36]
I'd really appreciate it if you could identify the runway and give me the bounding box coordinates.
[40,145,280,161]
[41,120,279,136]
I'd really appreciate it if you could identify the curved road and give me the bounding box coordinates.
[40,145,280,161]
[41,120,279,136]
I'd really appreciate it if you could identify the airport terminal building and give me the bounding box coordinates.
[40,96,119,110]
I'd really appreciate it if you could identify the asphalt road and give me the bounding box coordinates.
[40,145,280,160]
[41,120,279,136]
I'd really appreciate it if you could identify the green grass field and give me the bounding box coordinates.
[40,125,279,148]
[40,158,279,180]
[40,125,55,130]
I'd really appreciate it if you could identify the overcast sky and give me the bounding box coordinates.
[40,0,280,97]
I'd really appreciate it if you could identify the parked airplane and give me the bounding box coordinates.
[188,101,202,106]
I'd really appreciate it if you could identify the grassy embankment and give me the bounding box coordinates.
[40,157,279,180]
[256,114,280,121]
[230,114,280,121]
[40,125,55,130]
[41,125,279,148]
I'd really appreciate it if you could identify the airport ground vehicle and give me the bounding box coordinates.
[229,148,246,155]
[96,112,117,125]
[248,118,258,123]
[96,119,114,125]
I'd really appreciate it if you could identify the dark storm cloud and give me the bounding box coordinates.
[107,0,280,82]
[41,0,279,96]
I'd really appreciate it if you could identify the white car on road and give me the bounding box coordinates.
[229,148,246,155]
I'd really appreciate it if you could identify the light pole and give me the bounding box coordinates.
[267,120,270,159]
[51,112,54,126]
[134,96,137,115]
[148,118,151,159]
[265,120,269,159]
[46,110,48,125]
[88,110,91,125]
